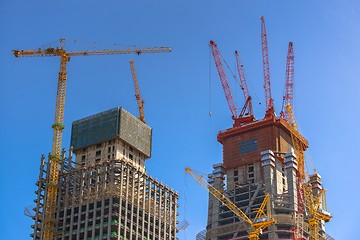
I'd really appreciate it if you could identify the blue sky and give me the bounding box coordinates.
[1,1,359,239]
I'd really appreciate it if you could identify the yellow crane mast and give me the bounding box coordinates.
[185,168,275,240]
[13,39,171,240]
[285,104,306,180]
[129,60,146,123]
[303,183,332,240]
[285,104,332,239]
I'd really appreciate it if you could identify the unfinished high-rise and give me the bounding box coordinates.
[205,114,331,240]
[31,107,179,240]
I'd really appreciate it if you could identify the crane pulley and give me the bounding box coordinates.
[13,39,171,240]
[185,168,275,240]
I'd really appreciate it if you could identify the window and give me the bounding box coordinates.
[96,143,102,148]
[129,154,133,160]
[108,147,111,153]
[239,138,258,154]
[234,170,238,176]
[81,155,86,162]
[96,150,101,156]
[248,164,255,182]
[129,146,133,152]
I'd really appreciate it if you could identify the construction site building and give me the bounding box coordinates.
[205,115,329,240]
[31,107,179,240]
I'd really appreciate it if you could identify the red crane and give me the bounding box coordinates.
[260,16,274,118]
[281,42,295,123]
[209,40,237,120]
[234,50,254,124]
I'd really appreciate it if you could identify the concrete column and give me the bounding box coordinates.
[206,163,225,240]
[261,150,277,240]
[261,150,276,195]
[284,149,298,212]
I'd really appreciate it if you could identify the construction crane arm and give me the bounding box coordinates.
[185,167,252,224]
[234,50,250,101]
[282,42,295,121]
[129,60,146,123]
[260,16,274,114]
[209,40,238,120]
[13,46,171,58]
[235,50,254,118]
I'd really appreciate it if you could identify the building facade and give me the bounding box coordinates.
[206,115,329,240]
[31,107,179,240]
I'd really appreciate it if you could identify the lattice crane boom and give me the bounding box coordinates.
[185,167,275,240]
[282,42,295,122]
[129,60,146,123]
[13,46,171,58]
[235,50,254,118]
[260,16,274,115]
[209,40,238,120]
[13,40,171,240]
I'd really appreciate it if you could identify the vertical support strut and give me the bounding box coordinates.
[43,53,69,240]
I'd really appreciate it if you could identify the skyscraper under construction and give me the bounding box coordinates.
[204,17,331,240]
[31,107,179,240]
[205,113,331,240]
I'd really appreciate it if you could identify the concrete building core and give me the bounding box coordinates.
[31,107,179,240]
[206,116,329,240]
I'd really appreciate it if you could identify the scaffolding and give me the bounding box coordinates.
[31,151,178,240]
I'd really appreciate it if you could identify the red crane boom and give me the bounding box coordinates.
[282,42,294,122]
[209,40,237,120]
[260,16,274,116]
[235,50,253,119]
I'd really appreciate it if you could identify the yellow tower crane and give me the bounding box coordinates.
[13,39,171,240]
[185,168,275,240]
[129,60,146,123]
[303,183,332,240]
[285,104,307,180]
[285,104,331,239]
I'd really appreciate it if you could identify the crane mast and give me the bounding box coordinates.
[235,50,254,122]
[209,40,238,120]
[13,40,171,240]
[185,168,275,240]
[129,60,146,123]
[303,184,332,240]
[282,42,295,123]
[260,16,274,117]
